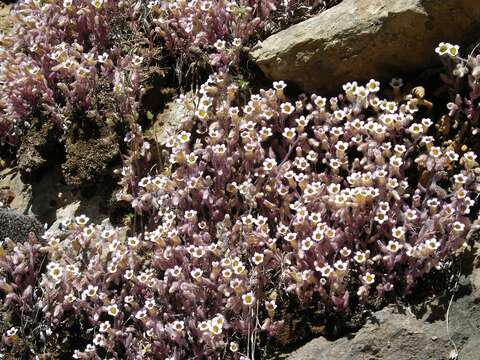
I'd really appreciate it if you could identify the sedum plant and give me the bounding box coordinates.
[24,65,478,358]
[0,0,292,148]
[0,0,150,146]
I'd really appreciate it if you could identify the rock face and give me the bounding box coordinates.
[251,0,480,93]
[0,209,43,243]
[281,239,480,360]
[0,167,114,234]
[145,98,188,146]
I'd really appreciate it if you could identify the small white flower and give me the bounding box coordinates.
[242,291,255,306]
[172,320,184,332]
[280,102,294,115]
[366,79,380,93]
[252,252,264,265]
[452,221,465,233]
[190,268,203,280]
[214,40,226,51]
[362,272,375,285]
[263,158,277,172]
[177,131,191,144]
[282,127,296,141]
[99,321,111,333]
[273,80,286,91]
[135,309,147,320]
[386,240,402,253]
[91,0,104,9]
[425,238,440,251]
[229,341,239,352]
[435,42,450,56]
[6,327,18,337]
[107,304,119,317]
[301,238,314,251]
[354,252,366,264]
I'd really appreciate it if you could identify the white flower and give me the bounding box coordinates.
[172,320,184,332]
[453,63,469,78]
[362,272,375,285]
[93,334,105,346]
[374,212,388,224]
[452,221,465,233]
[320,265,333,278]
[392,226,405,239]
[282,127,296,141]
[83,285,98,298]
[354,252,366,264]
[273,80,286,91]
[448,44,460,57]
[99,321,111,333]
[177,131,191,144]
[386,240,402,253]
[425,238,440,251]
[190,268,203,280]
[91,0,104,9]
[262,158,277,172]
[75,214,89,226]
[6,327,18,337]
[301,238,314,251]
[435,42,450,56]
[132,55,143,67]
[252,252,264,265]
[107,304,119,317]
[242,291,255,306]
[280,102,294,115]
[229,342,239,352]
[340,247,351,257]
[214,40,226,51]
[49,264,64,281]
[366,79,380,93]
[334,260,348,272]
[135,309,147,320]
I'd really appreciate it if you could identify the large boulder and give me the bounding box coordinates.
[251,0,480,94]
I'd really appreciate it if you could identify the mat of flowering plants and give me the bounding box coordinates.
[0,0,479,359]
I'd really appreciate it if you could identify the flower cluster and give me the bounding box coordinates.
[0,235,48,355]
[149,0,289,66]
[436,42,480,132]
[2,27,479,358]
[0,0,147,146]
[0,0,291,147]
[113,70,479,356]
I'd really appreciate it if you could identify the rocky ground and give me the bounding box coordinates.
[277,233,480,360]
[1,0,480,358]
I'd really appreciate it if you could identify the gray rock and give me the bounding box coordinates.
[251,0,480,93]
[0,208,43,243]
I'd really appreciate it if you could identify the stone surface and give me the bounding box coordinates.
[280,238,480,360]
[251,0,480,93]
[0,208,43,243]
[17,120,61,178]
[62,135,119,187]
[0,168,32,214]
[145,98,188,146]
[0,2,13,36]
[0,167,113,234]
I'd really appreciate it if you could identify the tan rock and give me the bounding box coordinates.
[145,98,189,146]
[251,0,480,94]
